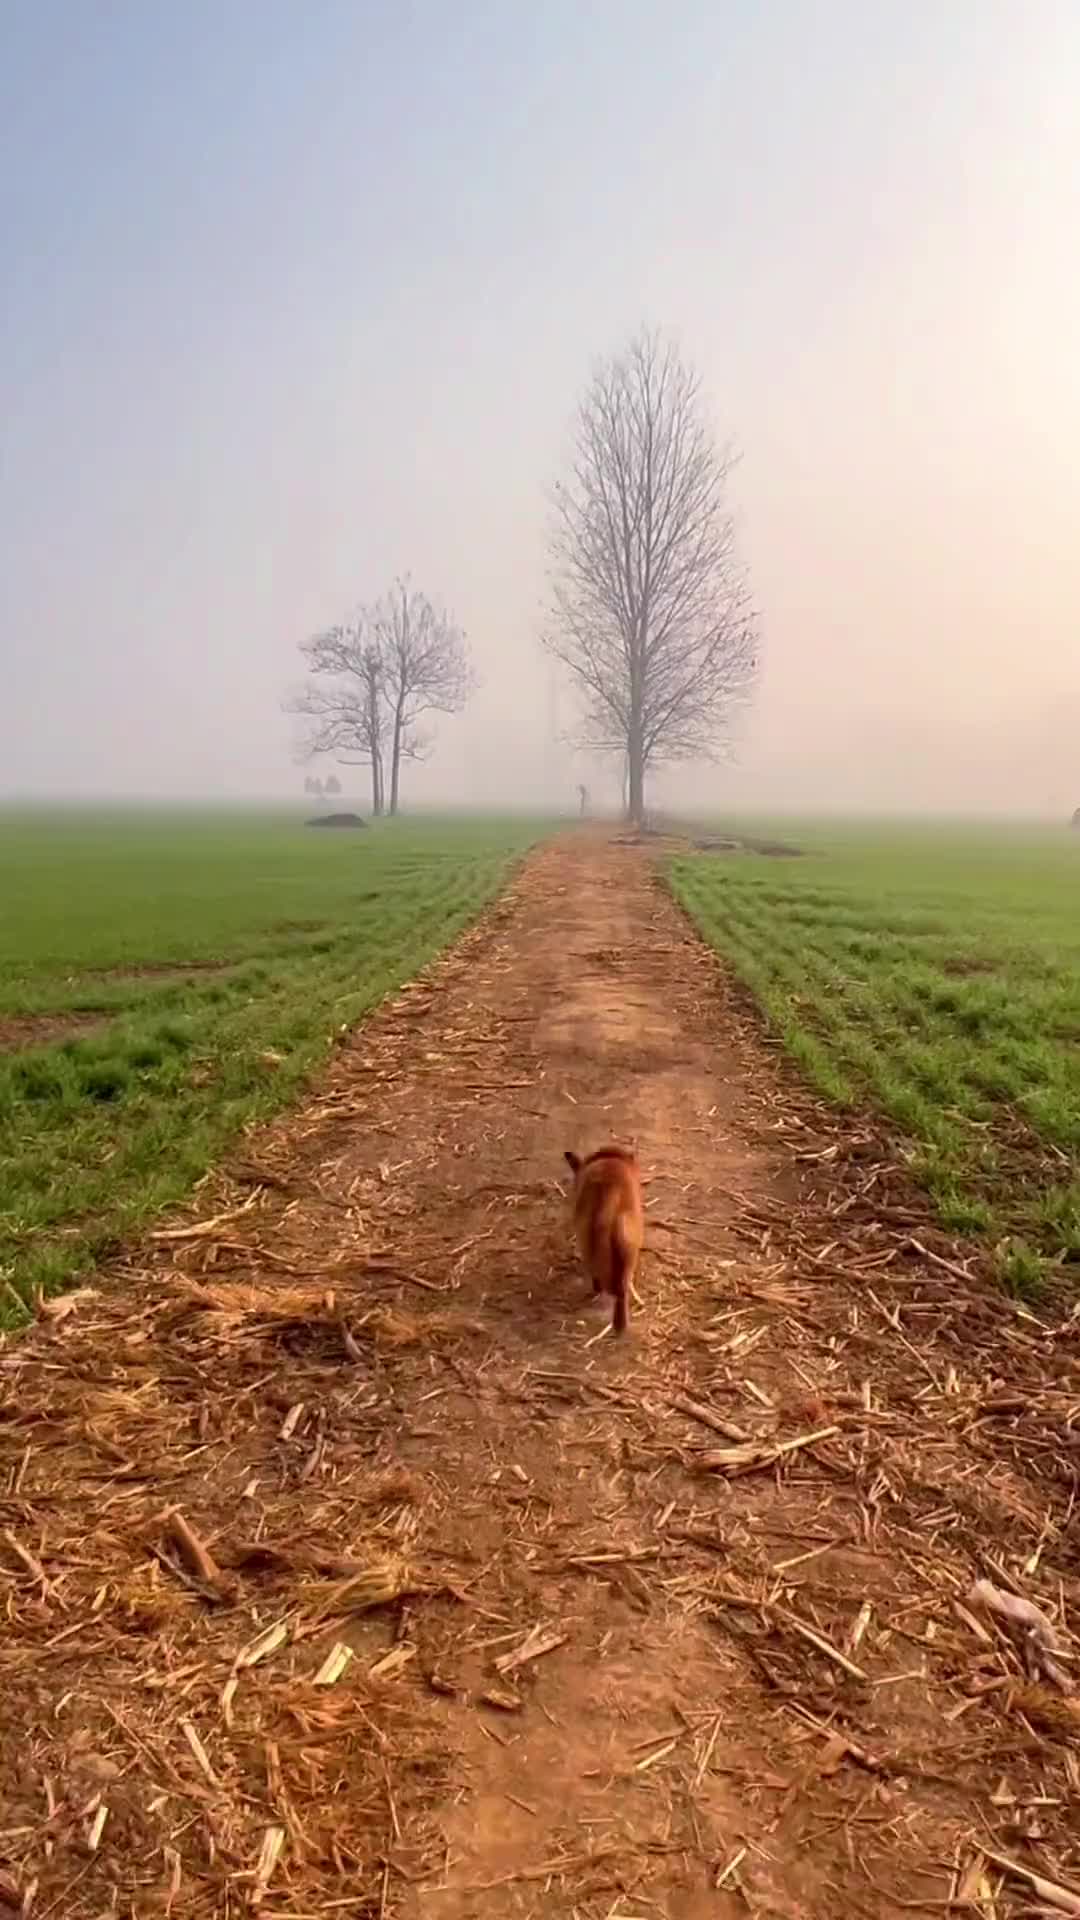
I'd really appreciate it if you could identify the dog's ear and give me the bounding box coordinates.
[564,1150,582,1174]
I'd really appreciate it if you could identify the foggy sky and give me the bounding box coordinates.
[2,1,1078,817]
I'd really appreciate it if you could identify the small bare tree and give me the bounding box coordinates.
[371,579,473,815]
[544,330,757,823]
[287,617,386,817]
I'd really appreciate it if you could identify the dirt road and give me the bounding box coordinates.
[2,832,1078,1917]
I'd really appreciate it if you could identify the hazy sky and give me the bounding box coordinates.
[3,1,1078,815]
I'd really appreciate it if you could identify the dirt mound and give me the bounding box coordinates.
[306,810,366,828]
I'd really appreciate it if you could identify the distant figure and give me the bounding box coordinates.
[577,783,589,819]
[1072,806,1080,830]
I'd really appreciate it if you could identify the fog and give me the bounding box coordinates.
[2,2,1078,819]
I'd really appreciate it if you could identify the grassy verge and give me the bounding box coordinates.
[0,810,544,1316]
[668,822,1080,1294]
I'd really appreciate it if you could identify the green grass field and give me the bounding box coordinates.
[669,822,1080,1293]
[0,810,542,1315]
[8,809,1079,1317]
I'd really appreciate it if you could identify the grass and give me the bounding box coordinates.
[668,821,1080,1294]
[0,809,543,1315]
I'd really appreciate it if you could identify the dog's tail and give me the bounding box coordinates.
[610,1213,633,1335]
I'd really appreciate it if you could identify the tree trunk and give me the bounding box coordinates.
[362,652,385,816]
[389,704,404,815]
[627,756,644,824]
[626,727,645,825]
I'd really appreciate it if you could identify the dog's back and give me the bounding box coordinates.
[564,1146,644,1334]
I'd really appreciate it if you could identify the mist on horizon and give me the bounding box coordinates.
[2,2,1078,823]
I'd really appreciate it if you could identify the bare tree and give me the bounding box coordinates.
[544,330,757,823]
[371,578,473,815]
[286,617,386,817]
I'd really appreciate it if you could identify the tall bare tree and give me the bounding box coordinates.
[371,579,473,815]
[544,330,757,823]
[287,617,386,816]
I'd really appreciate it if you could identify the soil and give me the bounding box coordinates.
[690,834,805,857]
[0,1009,107,1053]
[87,960,231,979]
[1,829,1078,1918]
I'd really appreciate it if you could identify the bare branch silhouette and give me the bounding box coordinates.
[286,615,387,815]
[543,329,758,822]
[371,579,474,815]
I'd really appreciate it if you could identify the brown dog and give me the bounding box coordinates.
[563,1146,644,1335]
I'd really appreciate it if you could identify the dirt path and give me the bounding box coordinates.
[2,832,1079,1918]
